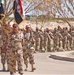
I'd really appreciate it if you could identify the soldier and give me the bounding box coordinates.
[57,26,62,48]
[39,29,45,52]
[70,27,74,50]
[23,25,36,72]
[0,25,8,71]
[53,28,63,51]
[62,27,71,51]
[7,24,24,75]
[0,27,3,54]
[67,28,72,50]
[43,29,48,52]
[34,27,41,52]
[46,28,53,52]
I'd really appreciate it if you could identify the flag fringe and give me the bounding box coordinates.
[0,14,5,21]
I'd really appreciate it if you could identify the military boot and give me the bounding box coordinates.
[31,64,36,72]
[2,64,6,71]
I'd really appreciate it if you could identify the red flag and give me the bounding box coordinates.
[19,0,23,15]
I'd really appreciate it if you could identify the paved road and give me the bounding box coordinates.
[0,52,74,75]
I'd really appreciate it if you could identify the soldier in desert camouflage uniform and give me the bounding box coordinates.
[70,27,74,50]
[62,27,71,51]
[67,27,72,50]
[35,27,41,52]
[57,26,63,49]
[53,28,63,51]
[0,25,8,71]
[43,29,48,52]
[39,29,45,52]
[7,24,24,75]
[43,28,52,52]
[23,25,36,72]
[0,27,3,54]
[46,28,53,52]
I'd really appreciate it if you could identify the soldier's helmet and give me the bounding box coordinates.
[26,25,31,29]
[13,24,18,28]
[36,27,39,31]
[26,25,30,28]
[54,28,57,32]
[36,27,39,29]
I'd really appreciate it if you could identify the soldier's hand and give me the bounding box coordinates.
[31,38,35,44]
[1,45,7,53]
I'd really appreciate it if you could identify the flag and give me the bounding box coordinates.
[0,0,5,20]
[13,0,23,24]
[14,10,23,24]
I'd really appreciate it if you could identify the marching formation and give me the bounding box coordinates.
[34,26,74,52]
[0,22,74,75]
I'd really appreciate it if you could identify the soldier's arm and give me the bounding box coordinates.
[49,32,54,39]
[22,38,25,47]
[58,32,63,39]
[67,33,72,39]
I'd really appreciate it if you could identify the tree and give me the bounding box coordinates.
[34,0,74,27]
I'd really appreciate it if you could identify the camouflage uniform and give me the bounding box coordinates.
[1,26,8,71]
[67,28,72,50]
[53,29,63,51]
[7,31,24,75]
[35,28,40,52]
[57,26,62,48]
[62,28,71,51]
[44,30,48,52]
[23,29,36,71]
[39,30,45,52]
[70,28,74,50]
[44,29,52,52]
[0,27,3,54]
[47,30,53,52]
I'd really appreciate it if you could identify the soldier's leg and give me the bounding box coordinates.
[57,41,60,51]
[24,57,28,71]
[17,50,24,75]
[47,41,51,52]
[66,40,69,50]
[62,40,65,51]
[59,39,61,48]
[0,48,1,55]
[71,38,73,50]
[53,41,55,51]
[35,42,37,52]
[8,51,16,75]
[35,39,40,52]
[1,52,6,71]
[23,49,28,71]
[44,42,47,52]
[28,49,36,72]
[68,39,71,50]
[6,50,9,71]
[54,40,57,51]
[35,41,39,52]
[40,41,42,52]
[72,37,74,49]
